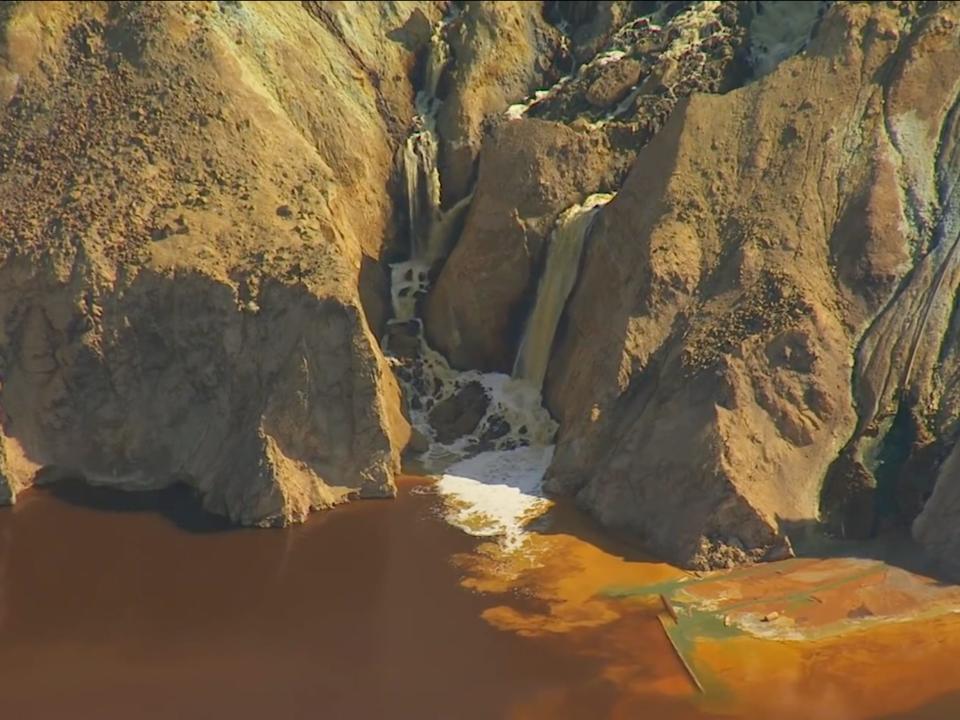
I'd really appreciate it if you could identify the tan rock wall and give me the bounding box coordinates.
[0,0,422,522]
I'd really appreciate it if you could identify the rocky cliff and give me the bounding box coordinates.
[4,1,960,575]
[418,1,960,572]
[541,1,960,569]
[0,0,431,523]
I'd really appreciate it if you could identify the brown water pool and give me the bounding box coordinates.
[1,477,959,720]
[0,477,696,720]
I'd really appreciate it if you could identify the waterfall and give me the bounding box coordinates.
[421,23,449,103]
[390,260,429,323]
[383,11,560,468]
[399,18,465,266]
[402,126,442,259]
[391,16,456,329]
[513,194,613,390]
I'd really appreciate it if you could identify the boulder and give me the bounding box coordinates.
[428,381,490,444]
[585,58,644,108]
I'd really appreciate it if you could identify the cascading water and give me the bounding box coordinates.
[401,123,441,260]
[384,12,621,554]
[390,14,472,325]
[423,193,613,550]
[382,12,580,551]
[385,11,557,470]
[421,22,448,102]
[513,194,613,390]
[398,17,472,267]
[394,20,445,320]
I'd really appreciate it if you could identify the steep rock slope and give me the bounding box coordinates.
[412,1,960,571]
[0,0,435,523]
[425,0,752,373]
[544,2,960,568]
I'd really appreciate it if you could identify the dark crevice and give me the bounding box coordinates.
[870,402,917,533]
[822,398,948,542]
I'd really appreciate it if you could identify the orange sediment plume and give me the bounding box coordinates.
[447,498,960,720]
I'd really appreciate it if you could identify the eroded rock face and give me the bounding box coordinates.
[435,2,566,205]
[413,0,960,572]
[0,0,422,523]
[425,119,615,372]
[543,2,960,569]
[425,1,752,375]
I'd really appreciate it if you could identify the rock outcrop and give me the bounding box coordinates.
[0,0,426,523]
[419,1,960,572]
[434,2,566,206]
[4,0,960,577]
[542,2,960,569]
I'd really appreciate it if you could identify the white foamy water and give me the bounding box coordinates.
[386,325,558,463]
[387,7,562,553]
[435,445,555,551]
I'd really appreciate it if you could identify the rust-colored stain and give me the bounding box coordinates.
[5,477,960,719]
[452,498,960,720]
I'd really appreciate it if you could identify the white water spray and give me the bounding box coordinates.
[385,16,616,554]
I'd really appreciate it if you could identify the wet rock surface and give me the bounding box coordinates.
[428,380,490,444]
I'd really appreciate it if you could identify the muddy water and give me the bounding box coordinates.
[0,477,683,720]
[2,479,960,720]
[448,497,960,720]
